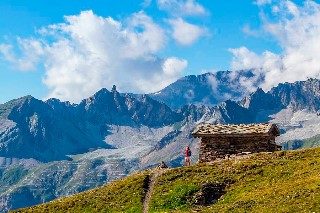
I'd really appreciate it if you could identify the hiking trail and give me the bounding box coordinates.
[143,169,168,213]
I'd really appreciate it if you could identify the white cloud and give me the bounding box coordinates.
[141,0,152,8]
[168,18,207,45]
[254,0,272,6]
[285,1,300,16]
[272,5,280,13]
[0,10,188,102]
[229,47,265,71]
[157,0,208,16]
[162,57,188,76]
[184,89,194,102]
[0,39,44,71]
[242,24,260,36]
[0,44,15,62]
[230,0,320,92]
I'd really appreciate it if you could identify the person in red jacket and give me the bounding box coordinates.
[184,146,191,166]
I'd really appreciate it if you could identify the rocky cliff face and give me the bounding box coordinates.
[0,88,184,163]
[0,75,319,212]
[149,71,252,109]
[78,88,183,127]
[269,78,320,112]
[0,96,110,162]
[240,88,284,112]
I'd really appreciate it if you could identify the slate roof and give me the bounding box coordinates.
[192,123,280,137]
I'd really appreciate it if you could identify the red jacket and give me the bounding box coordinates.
[185,148,191,157]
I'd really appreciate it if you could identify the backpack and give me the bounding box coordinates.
[188,149,191,157]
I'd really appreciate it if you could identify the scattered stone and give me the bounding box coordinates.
[156,161,168,169]
[192,181,226,206]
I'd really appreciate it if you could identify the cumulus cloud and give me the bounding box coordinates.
[157,0,208,16]
[0,44,14,61]
[158,0,209,46]
[0,10,188,102]
[242,24,260,37]
[162,57,188,76]
[230,0,320,92]
[0,39,44,71]
[168,18,207,45]
[141,0,152,8]
[254,0,272,6]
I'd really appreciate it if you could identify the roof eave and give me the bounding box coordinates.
[192,133,273,138]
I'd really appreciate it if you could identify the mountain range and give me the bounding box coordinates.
[0,71,319,212]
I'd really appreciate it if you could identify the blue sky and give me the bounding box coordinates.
[0,0,320,103]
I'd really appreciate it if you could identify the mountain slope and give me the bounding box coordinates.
[0,96,111,162]
[269,78,320,112]
[1,75,320,212]
[238,79,320,143]
[13,148,320,213]
[0,88,183,162]
[283,134,320,150]
[149,71,253,109]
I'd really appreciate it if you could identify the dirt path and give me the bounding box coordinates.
[142,169,168,213]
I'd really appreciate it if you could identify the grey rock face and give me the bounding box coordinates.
[269,78,320,112]
[0,96,110,162]
[149,71,251,109]
[240,88,284,112]
[78,89,182,127]
[0,88,184,163]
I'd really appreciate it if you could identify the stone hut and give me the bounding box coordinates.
[192,123,281,163]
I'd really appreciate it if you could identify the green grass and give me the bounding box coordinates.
[12,148,320,213]
[12,171,149,213]
[150,149,320,213]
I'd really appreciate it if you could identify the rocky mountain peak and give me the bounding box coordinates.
[7,96,48,121]
[217,100,254,124]
[0,95,34,112]
[269,78,320,112]
[149,71,257,109]
[240,88,283,112]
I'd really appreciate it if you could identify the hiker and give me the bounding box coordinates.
[184,146,191,166]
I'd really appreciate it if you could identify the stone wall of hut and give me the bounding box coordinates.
[198,135,278,163]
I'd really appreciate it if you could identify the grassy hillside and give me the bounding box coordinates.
[283,134,320,150]
[13,148,320,213]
